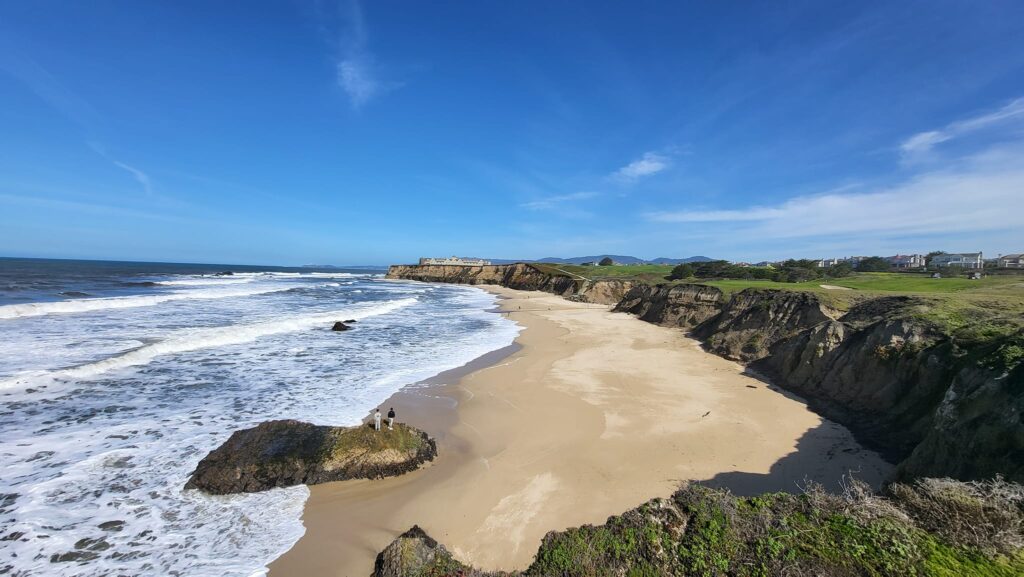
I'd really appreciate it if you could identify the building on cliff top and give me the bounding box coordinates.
[418,256,491,266]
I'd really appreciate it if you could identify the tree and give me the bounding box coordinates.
[857,256,892,272]
[925,251,947,268]
[598,257,614,266]
[668,263,694,280]
[827,262,854,278]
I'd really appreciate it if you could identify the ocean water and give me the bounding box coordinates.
[0,258,520,576]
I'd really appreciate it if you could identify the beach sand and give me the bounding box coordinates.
[268,286,892,576]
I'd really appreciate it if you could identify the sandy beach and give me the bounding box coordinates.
[268,286,892,577]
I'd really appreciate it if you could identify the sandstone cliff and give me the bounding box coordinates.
[386,263,578,295]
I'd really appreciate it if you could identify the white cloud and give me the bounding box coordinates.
[111,161,154,196]
[333,0,395,109]
[88,142,154,196]
[900,97,1024,159]
[520,191,597,210]
[646,143,1024,241]
[613,152,670,181]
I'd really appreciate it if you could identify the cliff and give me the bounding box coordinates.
[386,264,1023,484]
[386,263,578,295]
[373,480,1024,577]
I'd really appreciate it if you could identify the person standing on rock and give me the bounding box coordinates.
[374,408,382,431]
[387,407,396,430]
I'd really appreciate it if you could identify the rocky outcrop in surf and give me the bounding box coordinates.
[184,420,437,494]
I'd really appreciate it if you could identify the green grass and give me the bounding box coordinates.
[530,265,1024,345]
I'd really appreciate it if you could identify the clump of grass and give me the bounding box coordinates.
[888,477,1024,556]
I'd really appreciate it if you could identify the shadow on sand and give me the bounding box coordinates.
[696,420,895,497]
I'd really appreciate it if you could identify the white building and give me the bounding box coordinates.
[418,256,491,266]
[930,252,984,269]
[887,254,925,269]
[998,254,1024,268]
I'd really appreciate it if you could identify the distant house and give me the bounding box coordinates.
[418,256,491,266]
[887,254,926,269]
[930,252,984,269]
[754,261,775,268]
[998,254,1024,268]
[839,256,869,268]
[816,258,841,268]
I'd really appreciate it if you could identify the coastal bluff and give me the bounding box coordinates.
[185,420,437,494]
[385,263,1024,484]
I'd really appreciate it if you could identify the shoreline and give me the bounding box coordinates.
[268,286,893,577]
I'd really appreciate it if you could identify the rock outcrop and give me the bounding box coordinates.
[372,526,469,577]
[185,420,437,494]
[331,321,351,331]
[613,283,724,328]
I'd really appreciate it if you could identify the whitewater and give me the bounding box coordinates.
[0,259,520,576]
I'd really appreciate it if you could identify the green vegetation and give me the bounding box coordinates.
[380,479,1024,577]
[323,422,428,461]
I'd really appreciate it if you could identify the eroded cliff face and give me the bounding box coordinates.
[386,263,578,295]
[693,289,837,361]
[613,283,724,329]
[898,344,1024,482]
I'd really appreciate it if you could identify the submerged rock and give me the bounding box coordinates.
[185,420,437,494]
[331,321,351,331]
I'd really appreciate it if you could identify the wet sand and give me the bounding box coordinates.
[268,286,892,576]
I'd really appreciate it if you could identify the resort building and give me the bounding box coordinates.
[930,252,984,269]
[998,254,1024,268]
[887,254,926,269]
[418,256,491,266]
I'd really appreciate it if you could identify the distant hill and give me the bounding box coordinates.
[536,255,646,265]
[648,256,714,265]
[485,255,715,265]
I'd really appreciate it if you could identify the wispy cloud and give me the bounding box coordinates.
[520,191,597,211]
[88,142,154,196]
[646,143,1023,240]
[613,151,670,181]
[0,46,102,131]
[900,97,1024,160]
[333,0,397,109]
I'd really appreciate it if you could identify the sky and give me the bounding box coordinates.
[1,1,1023,266]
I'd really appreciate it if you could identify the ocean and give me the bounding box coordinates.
[0,258,520,576]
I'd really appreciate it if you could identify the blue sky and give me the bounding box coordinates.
[2,1,1023,265]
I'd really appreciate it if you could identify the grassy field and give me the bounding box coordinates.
[531,264,1024,337]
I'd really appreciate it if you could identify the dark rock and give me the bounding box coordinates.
[331,321,351,331]
[98,520,125,532]
[343,319,357,323]
[185,420,437,495]
[373,526,469,577]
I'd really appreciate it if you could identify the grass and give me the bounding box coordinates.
[325,422,428,459]
[532,265,1024,340]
